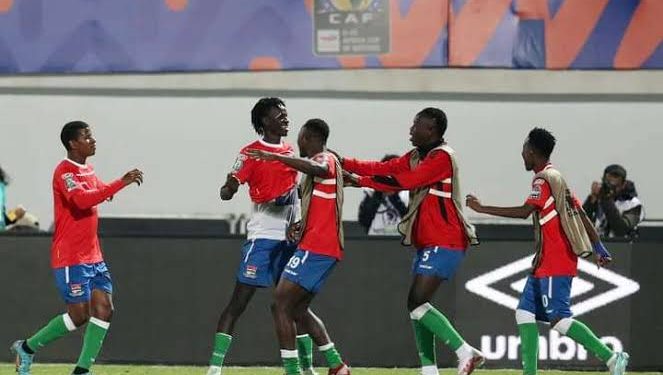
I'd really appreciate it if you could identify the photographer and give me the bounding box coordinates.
[357,154,409,235]
[583,164,644,239]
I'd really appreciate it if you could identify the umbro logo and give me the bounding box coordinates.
[465,255,640,316]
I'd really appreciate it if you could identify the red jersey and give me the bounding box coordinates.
[51,159,124,268]
[231,140,299,240]
[299,152,343,260]
[525,164,579,277]
[231,140,298,204]
[345,148,468,250]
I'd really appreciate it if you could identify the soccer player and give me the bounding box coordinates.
[206,98,318,375]
[10,121,143,375]
[465,127,629,375]
[247,119,350,375]
[339,108,484,375]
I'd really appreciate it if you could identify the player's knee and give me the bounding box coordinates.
[515,309,536,325]
[407,293,428,312]
[551,317,573,334]
[69,310,91,327]
[91,304,113,322]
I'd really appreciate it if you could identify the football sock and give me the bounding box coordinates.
[209,333,233,367]
[410,303,464,351]
[555,319,613,362]
[411,319,436,367]
[281,349,301,375]
[518,323,539,375]
[75,317,110,370]
[319,342,344,369]
[297,334,315,370]
[26,313,77,352]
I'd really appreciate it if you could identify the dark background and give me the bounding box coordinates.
[1,228,660,370]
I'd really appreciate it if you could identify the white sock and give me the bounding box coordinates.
[421,364,440,375]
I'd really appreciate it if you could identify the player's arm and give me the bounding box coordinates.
[465,195,536,219]
[339,153,410,176]
[353,151,449,192]
[576,197,612,266]
[63,169,142,210]
[246,149,329,177]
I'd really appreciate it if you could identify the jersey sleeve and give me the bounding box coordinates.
[313,153,335,179]
[55,170,124,210]
[525,178,551,210]
[230,151,254,184]
[343,153,410,176]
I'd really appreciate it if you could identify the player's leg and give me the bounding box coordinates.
[546,277,629,375]
[408,247,483,375]
[72,262,114,374]
[208,281,257,374]
[208,240,277,375]
[515,276,544,375]
[277,241,318,374]
[273,278,310,375]
[11,265,92,374]
[294,300,348,374]
[276,250,345,375]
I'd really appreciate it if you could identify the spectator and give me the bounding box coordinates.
[0,165,26,230]
[357,154,409,235]
[583,164,644,239]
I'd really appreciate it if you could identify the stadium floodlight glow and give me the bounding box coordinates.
[465,255,640,316]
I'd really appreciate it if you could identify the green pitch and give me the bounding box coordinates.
[0,365,661,375]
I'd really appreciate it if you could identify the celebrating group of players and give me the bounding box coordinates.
[11,97,629,375]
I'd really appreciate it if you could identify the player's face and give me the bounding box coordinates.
[522,141,534,171]
[409,115,435,147]
[297,128,309,157]
[262,105,289,137]
[71,127,97,157]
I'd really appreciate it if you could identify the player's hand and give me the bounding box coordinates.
[342,171,359,187]
[593,242,612,268]
[465,194,482,212]
[220,174,239,201]
[246,149,278,161]
[287,221,303,242]
[122,169,144,186]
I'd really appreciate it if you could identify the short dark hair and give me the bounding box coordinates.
[60,121,89,150]
[604,164,627,180]
[417,107,447,137]
[250,97,285,135]
[302,118,329,144]
[526,127,556,159]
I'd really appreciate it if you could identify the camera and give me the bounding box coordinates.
[600,179,616,197]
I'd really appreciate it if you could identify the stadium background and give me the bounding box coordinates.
[1,0,662,372]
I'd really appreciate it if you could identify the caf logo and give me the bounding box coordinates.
[330,0,374,11]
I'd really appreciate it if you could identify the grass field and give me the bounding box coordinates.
[0,365,661,375]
